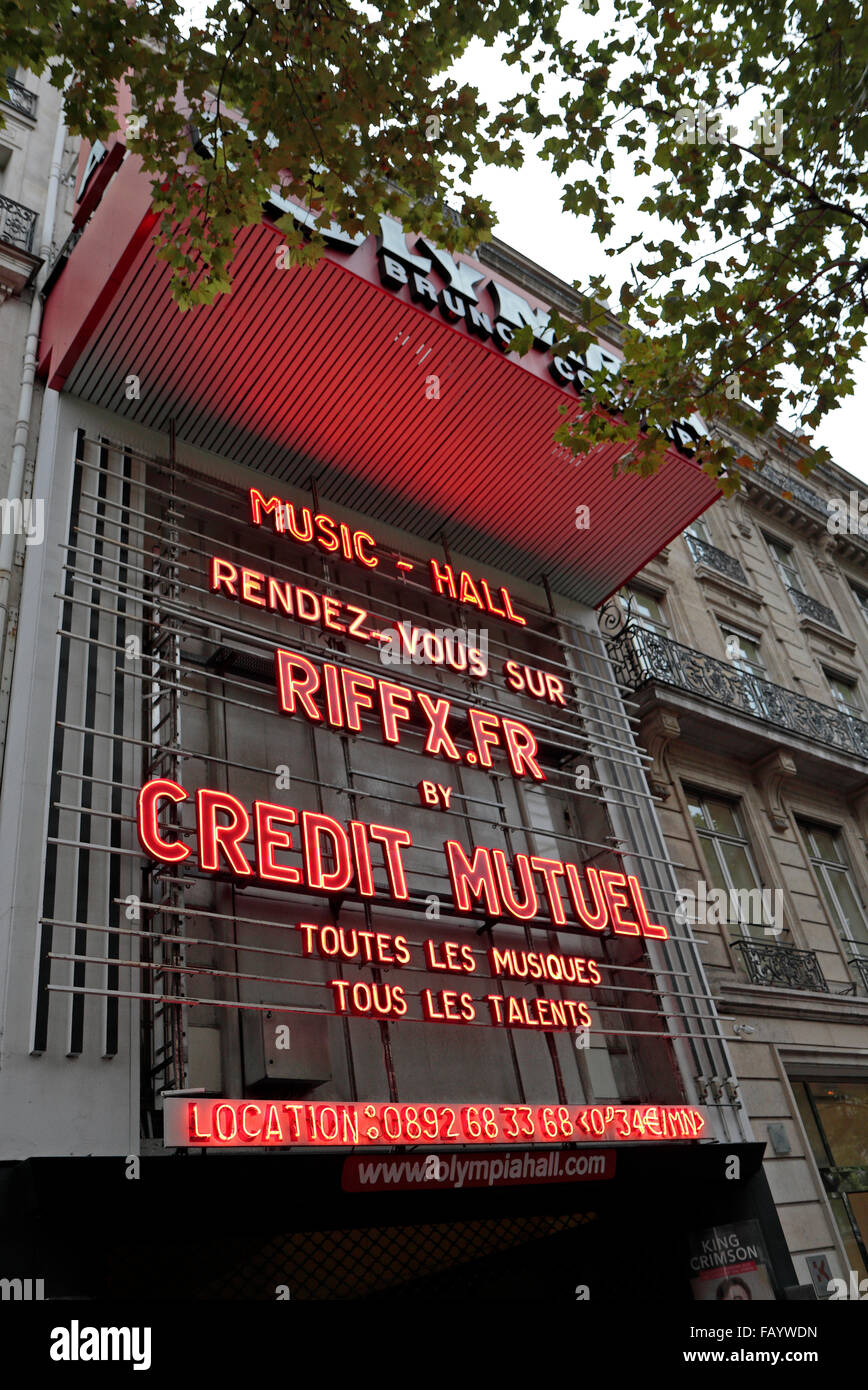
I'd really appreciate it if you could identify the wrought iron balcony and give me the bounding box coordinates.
[786,585,841,632]
[1,76,37,120]
[608,624,868,761]
[732,939,829,992]
[686,534,748,584]
[0,194,37,254]
[758,464,825,515]
[847,956,868,995]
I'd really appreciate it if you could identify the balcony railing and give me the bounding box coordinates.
[0,194,37,254]
[757,464,825,515]
[732,939,829,992]
[847,956,868,995]
[1,76,37,120]
[786,585,842,632]
[608,625,868,761]
[686,534,748,584]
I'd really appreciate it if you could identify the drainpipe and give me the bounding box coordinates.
[0,81,68,758]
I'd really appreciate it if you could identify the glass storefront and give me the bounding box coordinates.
[794,1079,868,1279]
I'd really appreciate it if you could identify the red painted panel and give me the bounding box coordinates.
[38,152,160,389]
[38,158,720,604]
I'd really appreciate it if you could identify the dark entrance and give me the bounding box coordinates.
[0,1142,795,1302]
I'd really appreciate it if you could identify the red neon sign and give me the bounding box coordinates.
[444,839,668,938]
[274,647,545,780]
[136,782,413,897]
[136,780,668,940]
[428,559,526,626]
[210,555,379,646]
[249,488,378,568]
[245,488,528,626]
[163,1098,707,1149]
[137,778,190,862]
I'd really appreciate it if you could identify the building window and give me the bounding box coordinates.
[684,516,712,562]
[686,790,775,939]
[718,623,765,715]
[801,823,868,957]
[850,584,868,628]
[622,584,667,636]
[765,533,842,630]
[720,623,764,678]
[825,670,862,715]
[765,534,803,592]
[686,516,712,544]
[794,1080,868,1280]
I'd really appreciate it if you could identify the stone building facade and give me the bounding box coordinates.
[0,63,79,753]
[1,61,864,1300]
[613,446,868,1293]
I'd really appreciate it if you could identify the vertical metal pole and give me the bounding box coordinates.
[144,422,187,1102]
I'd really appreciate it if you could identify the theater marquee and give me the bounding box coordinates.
[138,486,670,1046]
[164,1098,707,1149]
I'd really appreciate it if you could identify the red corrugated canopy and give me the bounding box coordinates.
[38,152,719,607]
